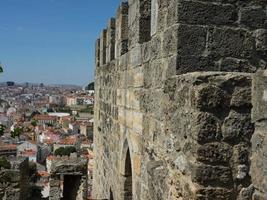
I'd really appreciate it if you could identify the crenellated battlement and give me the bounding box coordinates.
[96,0,266,73]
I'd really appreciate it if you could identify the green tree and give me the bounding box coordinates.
[0,125,6,136]
[31,120,37,127]
[55,146,76,156]
[0,156,11,169]
[87,82,94,90]
[10,127,23,138]
[0,63,3,73]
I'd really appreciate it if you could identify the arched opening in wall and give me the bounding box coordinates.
[123,148,133,200]
[139,0,152,43]
[62,175,82,200]
[110,188,114,200]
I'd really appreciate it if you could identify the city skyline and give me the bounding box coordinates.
[0,0,120,85]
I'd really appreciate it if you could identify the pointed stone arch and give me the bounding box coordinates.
[120,139,133,200]
[110,188,114,200]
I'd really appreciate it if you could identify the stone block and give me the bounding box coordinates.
[251,130,267,193]
[149,59,165,88]
[117,89,125,106]
[176,55,217,75]
[208,27,254,59]
[252,70,267,122]
[222,110,254,143]
[177,24,207,56]
[192,164,232,186]
[118,106,126,124]
[193,84,229,113]
[254,29,267,51]
[173,153,190,174]
[151,0,159,36]
[118,53,128,70]
[100,29,107,66]
[129,66,144,88]
[162,25,179,57]
[177,0,237,26]
[218,57,256,73]
[231,87,252,108]
[240,6,267,29]
[232,143,250,165]
[237,185,254,200]
[150,35,161,60]
[130,45,142,67]
[125,109,133,128]
[252,191,267,200]
[132,111,143,133]
[197,142,232,164]
[193,113,222,144]
[133,154,141,176]
[196,187,234,200]
[129,89,141,110]
[163,24,207,57]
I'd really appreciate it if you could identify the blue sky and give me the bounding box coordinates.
[0,0,120,85]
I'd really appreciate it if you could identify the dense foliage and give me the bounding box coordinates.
[0,156,11,169]
[31,120,37,127]
[0,124,6,136]
[54,146,76,156]
[86,82,94,90]
[10,127,23,138]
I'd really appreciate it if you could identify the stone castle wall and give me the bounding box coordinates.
[0,157,30,200]
[93,0,267,199]
[49,157,88,200]
[251,70,267,199]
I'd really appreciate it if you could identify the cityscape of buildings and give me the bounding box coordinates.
[0,82,94,199]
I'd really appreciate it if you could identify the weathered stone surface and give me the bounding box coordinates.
[208,27,254,58]
[237,185,254,200]
[252,70,267,122]
[93,0,263,199]
[222,110,254,143]
[251,69,267,198]
[194,112,221,144]
[252,191,267,200]
[240,6,267,29]
[177,0,237,26]
[231,87,252,108]
[251,130,267,194]
[219,57,256,73]
[192,164,232,186]
[254,29,267,51]
[193,85,229,113]
[177,24,207,56]
[197,142,232,164]
[196,187,234,200]
[176,55,217,74]
[49,157,88,200]
[0,157,29,200]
